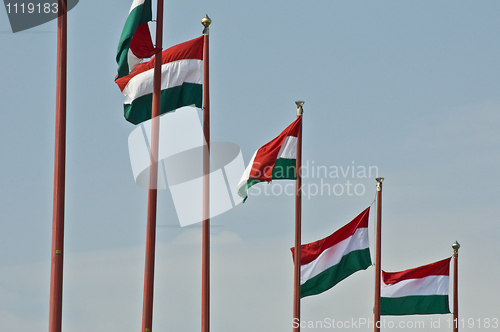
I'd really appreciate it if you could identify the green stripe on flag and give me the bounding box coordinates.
[381,295,450,316]
[300,248,372,298]
[272,158,296,179]
[124,83,202,125]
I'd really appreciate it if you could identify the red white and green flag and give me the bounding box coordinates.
[115,36,204,125]
[291,208,372,298]
[237,117,301,201]
[116,0,159,79]
[381,257,451,315]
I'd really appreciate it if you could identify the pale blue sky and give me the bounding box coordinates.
[1,1,499,331]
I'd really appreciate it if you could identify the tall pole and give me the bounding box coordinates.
[293,101,304,332]
[201,14,211,332]
[374,177,384,332]
[452,241,460,332]
[141,1,163,331]
[48,1,67,331]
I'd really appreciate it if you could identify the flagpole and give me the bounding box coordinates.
[48,1,67,331]
[201,14,212,332]
[141,0,163,331]
[374,177,384,332]
[452,241,460,332]
[293,101,304,332]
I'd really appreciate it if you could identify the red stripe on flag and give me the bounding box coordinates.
[248,116,302,181]
[291,207,370,265]
[382,257,451,285]
[116,36,204,91]
[130,23,159,59]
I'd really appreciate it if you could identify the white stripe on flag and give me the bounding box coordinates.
[129,0,146,13]
[277,136,297,160]
[127,49,141,74]
[238,151,258,185]
[123,59,203,103]
[381,275,449,298]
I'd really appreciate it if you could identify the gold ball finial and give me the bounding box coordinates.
[201,14,212,28]
[452,241,460,251]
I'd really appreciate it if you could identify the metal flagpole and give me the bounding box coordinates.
[374,177,384,332]
[201,14,211,332]
[48,1,67,331]
[141,0,163,331]
[452,241,460,332]
[293,101,304,332]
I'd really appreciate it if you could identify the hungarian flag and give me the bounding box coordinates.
[116,0,159,79]
[115,36,204,125]
[381,257,451,315]
[237,116,301,201]
[291,208,372,298]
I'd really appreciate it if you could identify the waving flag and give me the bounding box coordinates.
[116,0,158,79]
[115,36,204,125]
[291,208,372,298]
[381,257,451,315]
[237,116,301,201]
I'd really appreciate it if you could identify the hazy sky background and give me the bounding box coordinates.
[1,0,499,331]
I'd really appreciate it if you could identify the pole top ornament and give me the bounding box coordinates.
[202,14,211,34]
[295,101,304,116]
